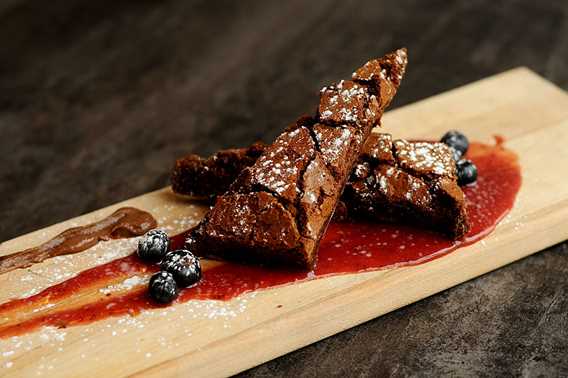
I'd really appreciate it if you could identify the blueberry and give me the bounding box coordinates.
[160,249,202,288]
[450,147,463,162]
[456,159,478,186]
[137,229,169,262]
[441,130,469,157]
[149,271,178,303]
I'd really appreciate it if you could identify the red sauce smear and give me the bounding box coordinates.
[0,141,521,338]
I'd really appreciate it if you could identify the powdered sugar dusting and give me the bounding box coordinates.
[314,125,354,172]
[0,198,260,375]
[319,80,369,125]
[249,127,315,202]
[394,140,456,179]
[0,291,258,375]
[99,275,146,295]
[2,237,142,301]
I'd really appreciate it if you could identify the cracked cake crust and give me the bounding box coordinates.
[342,134,469,238]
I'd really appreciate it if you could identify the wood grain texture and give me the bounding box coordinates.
[0,69,567,377]
[1,1,568,376]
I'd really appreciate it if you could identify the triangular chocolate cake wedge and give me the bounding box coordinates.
[172,133,469,239]
[186,49,408,269]
[341,133,469,238]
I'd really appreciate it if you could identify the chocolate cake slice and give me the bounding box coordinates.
[171,142,266,200]
[172,133,469,239]
[342,134,469,238]
[186,49,408,269]
[172,143,266,199]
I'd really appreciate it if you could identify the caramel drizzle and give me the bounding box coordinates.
[0,207,157,274]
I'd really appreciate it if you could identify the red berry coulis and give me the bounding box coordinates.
[0,140,521,338]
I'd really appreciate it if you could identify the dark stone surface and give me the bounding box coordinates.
[0,0,566,376]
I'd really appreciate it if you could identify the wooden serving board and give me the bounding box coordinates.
[1,68,568,377]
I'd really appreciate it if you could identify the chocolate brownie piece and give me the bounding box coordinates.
[171,142,266,199]
[343,134,469,238]
[171,133,469,239]
[186,49,408,269]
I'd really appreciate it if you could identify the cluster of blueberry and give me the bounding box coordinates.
[440,130,478,186]
[137,230,202,303]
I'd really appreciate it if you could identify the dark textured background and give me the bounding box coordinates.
[1,0,567,376]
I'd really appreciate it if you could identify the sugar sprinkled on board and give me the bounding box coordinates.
[0,201,232,374]
[0,288,259,373]
[6,237,142,300]
[99,275,146,295]
[0,203,207,303]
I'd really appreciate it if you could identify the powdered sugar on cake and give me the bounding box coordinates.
[393,140,456,179]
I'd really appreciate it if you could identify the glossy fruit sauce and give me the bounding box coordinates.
[0,141,521,338]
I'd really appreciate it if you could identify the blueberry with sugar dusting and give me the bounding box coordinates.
[450,147,462,162]
[160,249,202,288]
[137,229,170,262]
[441,130,469,158]
[457,159,478,186]
[149,271,178,303]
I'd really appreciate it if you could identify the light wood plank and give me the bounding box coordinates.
[1,68,567,378]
